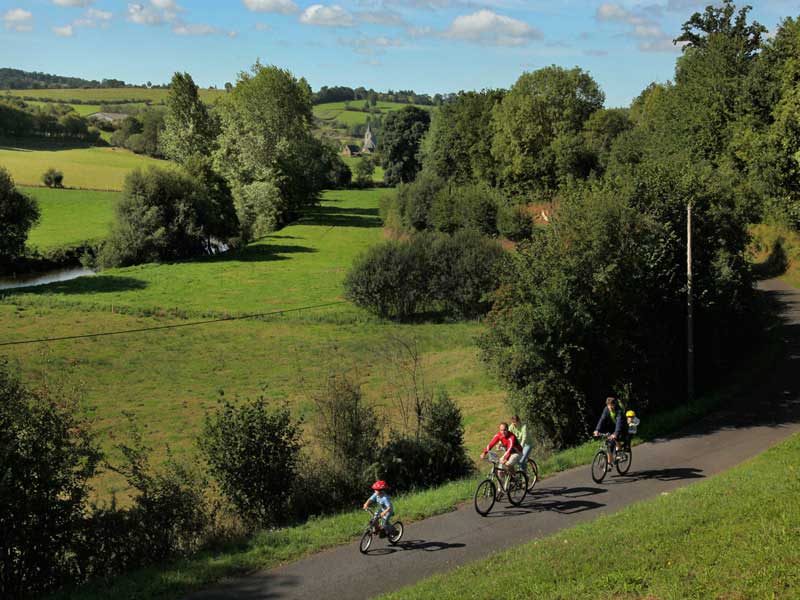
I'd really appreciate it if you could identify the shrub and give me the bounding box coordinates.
[0,359,101,597]
[233,180,289,242]
[42,167,64,188]
[0,167,40,267]
[420,390,472,485]
[395,171,445,230]
[355,157,376,187]
[199,398,301,526]
[497,204,534,241]
[344,236,434,318]
[430,183,500,236]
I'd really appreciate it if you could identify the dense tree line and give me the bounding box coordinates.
[0,98,100,141]
[0,67,126,90]
[313,85,435,106]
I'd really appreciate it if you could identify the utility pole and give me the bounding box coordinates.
[687,201,694,403]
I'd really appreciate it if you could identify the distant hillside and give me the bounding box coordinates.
[0,68,126,90]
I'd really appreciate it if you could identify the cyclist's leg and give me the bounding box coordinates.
[505,453,521,486]
[382,510,394,534]
[519,444,532,472]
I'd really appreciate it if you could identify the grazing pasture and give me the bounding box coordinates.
[313,100,432,128]
[0,188,506,499]
[2,86,225,104]
[23,186,119,249]
[0,138,171,190]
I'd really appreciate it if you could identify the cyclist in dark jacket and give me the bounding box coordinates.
[593,397,628,469]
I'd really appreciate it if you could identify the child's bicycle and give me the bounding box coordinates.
[474,451,528,516]
[590,433,633,483]
[359,508,404,554]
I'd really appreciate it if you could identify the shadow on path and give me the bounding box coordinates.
[362,539,467,556]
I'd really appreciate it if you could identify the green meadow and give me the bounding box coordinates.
[341,156,385,182]
[1,189,507,499]
[24,186,119,249]
[0,138,170,190]
[2,87,225,104]
[313,100,431,128]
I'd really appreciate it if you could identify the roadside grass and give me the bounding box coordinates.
[751,222,800,289]
[49,372,777,600]
[24,186,119,249]
[2,87,224,104]
[381,431,800,600]
[0,137,170,190]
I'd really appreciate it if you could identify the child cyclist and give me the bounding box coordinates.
[363,480,395,537]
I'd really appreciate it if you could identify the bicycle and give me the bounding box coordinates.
[474,451,528,516]
[359,508,404,554]
[590,433,633,483]
[522,456,539,491]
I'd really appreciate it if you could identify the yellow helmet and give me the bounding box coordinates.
[626,410,636,418]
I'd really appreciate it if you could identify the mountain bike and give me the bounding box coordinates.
[359,508,404,554]
[474,451,528,516]
[591,433,633,483]
[523,456,539,491]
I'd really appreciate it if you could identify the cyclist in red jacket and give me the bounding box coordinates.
[480,422,523,486]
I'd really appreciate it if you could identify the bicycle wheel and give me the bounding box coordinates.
[616,445,632,475]
[359,529,373,554]
[388,521,404,545]
[591,451,608,483]
[507,470,528,506]
[525,459,539,491]
[474,479,496,516]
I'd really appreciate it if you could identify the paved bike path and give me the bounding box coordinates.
[189,278,800,600]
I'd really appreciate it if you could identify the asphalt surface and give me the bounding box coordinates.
[189,278,800,600]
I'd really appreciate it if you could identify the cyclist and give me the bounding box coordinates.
[362,480,395,537]
[593,397,628,470]
[480,422,522,486]
[509,414,532,475]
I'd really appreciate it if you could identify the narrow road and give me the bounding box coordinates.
[189,278,800,600]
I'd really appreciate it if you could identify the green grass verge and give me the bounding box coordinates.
[381,431,800,600]
[24,186,119,249]
[0,137,171,190]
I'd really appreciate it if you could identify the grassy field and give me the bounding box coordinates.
[342,155,385,182]
[3,87,225,104]
[1,189,506,499]
[0,137,170,190]
[24,186,119,249]
[19,101,105,116]
[382,431,800,600]
[313,101,431,128]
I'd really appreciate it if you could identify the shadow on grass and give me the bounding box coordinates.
[299,205,382,229]
[753,238,789,280]
[209,243,318,263]
[0,136,106,152]
[6,275,147,296]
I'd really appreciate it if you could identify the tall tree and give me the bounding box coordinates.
[491,66,604,197]
[0,167,39,270]
[161,72,217,164]
[380,106,431,185]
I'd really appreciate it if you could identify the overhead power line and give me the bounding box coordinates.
[0,300,348,348]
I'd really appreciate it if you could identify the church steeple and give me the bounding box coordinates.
[362,124,376,154]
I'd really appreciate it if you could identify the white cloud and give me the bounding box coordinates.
[88,8,112,20]
[3,8,33,31]
[255,22,272,31]
[52,0,93,6]
[596,2,684,54]
[339,34,403,56]
[243,0,298,14]
[173,22,217,35]
[357,9,407,27]
[151,0,179,9]
[596,3,650,26]
[53,24,74,36]
[127,3,164,24]
[300,4,354,27]
[444,10,542,46]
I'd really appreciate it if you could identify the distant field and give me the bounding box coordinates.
[19,101,105,116]
[23,186,119,249]
[0,137,171,190]
[0,189,505,499]
[313,100,432,128]
[2,87,224,104]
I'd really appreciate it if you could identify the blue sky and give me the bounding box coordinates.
[1,0,796,106]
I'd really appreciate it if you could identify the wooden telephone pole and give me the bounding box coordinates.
[687,201,694,403]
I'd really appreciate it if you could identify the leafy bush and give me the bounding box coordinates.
[42,167,64,188]
[497,204,534,241]
[355,156,376,187]
[430,183,499,236]
[345,231,503,319]
[199,398,302,526]
[234,180,289,241]
[395,172,446,231]
[344,236,434,319]
[0,360,101,597]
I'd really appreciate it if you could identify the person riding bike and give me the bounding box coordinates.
[480,422,523,486]
[593,397,629,470]
[362,480,395,537]
[509,415,532,475]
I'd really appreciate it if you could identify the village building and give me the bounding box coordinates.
[341,144,361,157]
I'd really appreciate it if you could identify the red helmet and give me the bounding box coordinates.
[371,480,388,491]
